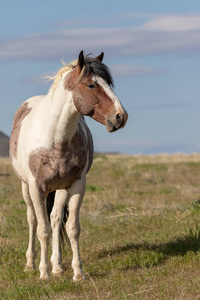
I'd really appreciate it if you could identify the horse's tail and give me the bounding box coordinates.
[46,191,69,249]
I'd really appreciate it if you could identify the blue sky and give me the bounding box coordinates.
[0,0,200,154]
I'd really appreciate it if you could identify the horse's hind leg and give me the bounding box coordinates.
[50,190,68,276]
[66,176,86,281]
[22,182,37,271]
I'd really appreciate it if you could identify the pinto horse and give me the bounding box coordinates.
[9,51,128,280]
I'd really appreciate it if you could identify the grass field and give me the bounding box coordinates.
[1,153,200,299]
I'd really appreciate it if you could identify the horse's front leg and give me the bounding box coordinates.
[66,176,86,281]
[29,178,52,279]
[22,182,37,271]
[50,189,68,276]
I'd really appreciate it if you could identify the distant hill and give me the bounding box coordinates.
[0,131,9,157]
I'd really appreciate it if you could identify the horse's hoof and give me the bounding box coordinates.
[24,264,36,272]
[52,270,64,277]
[40,273,49,280]
[73,272,86,282]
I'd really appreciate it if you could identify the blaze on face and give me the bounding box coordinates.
[64,50,128,132]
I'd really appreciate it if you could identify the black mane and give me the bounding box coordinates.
[83,57,114,87]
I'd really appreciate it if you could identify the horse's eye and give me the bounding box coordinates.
[88,84,95,90]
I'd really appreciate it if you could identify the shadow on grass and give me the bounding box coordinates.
[0,173,10,177]
[97,228,200,269]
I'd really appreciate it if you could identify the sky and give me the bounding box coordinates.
[0,0,200,154]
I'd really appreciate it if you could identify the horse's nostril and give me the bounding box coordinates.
[116,113,124,125]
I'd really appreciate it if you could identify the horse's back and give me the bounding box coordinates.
[9,96,45,181]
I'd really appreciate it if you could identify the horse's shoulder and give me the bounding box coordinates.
[12,101,31,131]
[12,96,44,130]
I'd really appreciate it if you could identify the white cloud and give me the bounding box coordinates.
[22,72,54,85]
[24,64,167,85]
[1,13,200,62]
[142,14,200,32]
[111,64,168,78]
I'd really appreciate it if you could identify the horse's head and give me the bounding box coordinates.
[64,51,128,132]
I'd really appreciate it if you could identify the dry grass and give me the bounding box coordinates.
[106,152,200,163]
[0,154,200,299]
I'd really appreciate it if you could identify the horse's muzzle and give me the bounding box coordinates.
[106,110,128,133]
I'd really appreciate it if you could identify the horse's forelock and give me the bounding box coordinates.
[48,54,114,95]
[83,58,114,87]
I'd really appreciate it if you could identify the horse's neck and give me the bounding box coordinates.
[44,85,79,142]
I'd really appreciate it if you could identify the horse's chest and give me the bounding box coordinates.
[29,129,88,192]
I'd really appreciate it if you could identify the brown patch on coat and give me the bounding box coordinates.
[9,102,32,159]
[28,123,90,193]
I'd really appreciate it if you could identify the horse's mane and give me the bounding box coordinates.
[47,59,78,95]
[48,54,114,95]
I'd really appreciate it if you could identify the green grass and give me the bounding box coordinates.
[1,154,200,299]
[86,184,104,192]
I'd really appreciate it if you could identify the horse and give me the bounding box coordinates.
[9,51,128,280]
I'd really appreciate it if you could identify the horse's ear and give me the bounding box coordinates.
[96,52,104,62]
[78,50,85,70]
[63,51,84,90]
